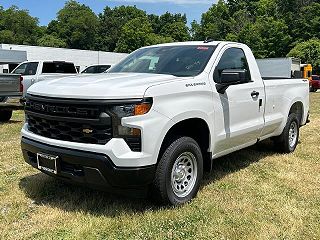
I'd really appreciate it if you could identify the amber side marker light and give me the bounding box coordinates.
[134,102,152,116]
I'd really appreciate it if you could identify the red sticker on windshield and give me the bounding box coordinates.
[197,46,209,50]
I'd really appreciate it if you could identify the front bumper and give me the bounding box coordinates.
[21,137,156,193]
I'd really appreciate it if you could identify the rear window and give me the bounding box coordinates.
[42,62,77,74]
[12,62,38,75]
[312,75,320,80]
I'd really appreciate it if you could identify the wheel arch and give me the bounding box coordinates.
[288,101,304,126]
[158,117,213,172]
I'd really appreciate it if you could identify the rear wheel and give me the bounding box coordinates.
[273,113,300,153]
[0,110,13,122]
[151,137,203,205]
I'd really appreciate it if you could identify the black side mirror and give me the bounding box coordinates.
[220,69,247,84]
[216,69,248,94]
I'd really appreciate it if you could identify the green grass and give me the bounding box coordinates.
[0,93,320,240]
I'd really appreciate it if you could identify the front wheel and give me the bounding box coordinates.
[273,113,300,153]
[151,137,203,205]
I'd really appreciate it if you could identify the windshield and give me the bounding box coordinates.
[312,75,320,80]
[109,45,216,77]
[12,62,38,75]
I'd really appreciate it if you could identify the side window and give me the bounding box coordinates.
[12,62,38,76]
[214,48,251,83]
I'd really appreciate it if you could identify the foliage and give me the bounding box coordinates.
[115,17,172,53]
[37,34,67,48]
[198,0,231,41]
[288,39,320,69]
[238,17,291,58]
[47,0,99,50]
[97,6,146,51]
[149,12,187,34]
[160,22,190,42]
[0,6,42,45]
[292,3,320,43]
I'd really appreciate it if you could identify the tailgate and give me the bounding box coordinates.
[0,74,21,96]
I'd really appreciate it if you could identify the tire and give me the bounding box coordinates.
[0,110,13,122]
[151,136,203,206]
[273,113,300,153]
[310,86,316,92]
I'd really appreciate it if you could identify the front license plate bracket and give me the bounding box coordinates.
[37,153,58,174]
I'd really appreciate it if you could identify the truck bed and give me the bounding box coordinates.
[263,78,309,134]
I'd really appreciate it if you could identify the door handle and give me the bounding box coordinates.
[251,91,259,98]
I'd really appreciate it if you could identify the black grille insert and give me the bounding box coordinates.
[25,97,112,145]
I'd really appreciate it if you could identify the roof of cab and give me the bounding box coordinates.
[142,41,241,49]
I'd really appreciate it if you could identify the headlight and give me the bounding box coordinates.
[110,100,152,118]
[110,98,152,137]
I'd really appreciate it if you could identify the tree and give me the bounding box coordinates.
[0,6,42,45]
[197,0,231,41]
[47,0,98,50]
[97,6,146,51]
[146,33,173,46]
[115,17,172,53]
[160,22,190,42]
[238,17,291,58]
[292,3,320,43]
[227,0,260,18]
[288,39,320,72]
[37,34,66,48]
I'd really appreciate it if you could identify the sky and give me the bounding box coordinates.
[1,0,216,26]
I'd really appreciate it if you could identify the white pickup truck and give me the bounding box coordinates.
[12,61,78,97]
[21,41,309,205]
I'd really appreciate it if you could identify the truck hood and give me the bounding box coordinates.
[27,73,180,99]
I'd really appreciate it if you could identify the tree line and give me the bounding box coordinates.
[1,0,320,68]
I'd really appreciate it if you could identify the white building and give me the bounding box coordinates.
[0,44,128,73]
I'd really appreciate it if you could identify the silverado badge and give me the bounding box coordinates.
[83,129,93,134]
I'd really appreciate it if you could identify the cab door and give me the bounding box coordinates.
[211,46,265,153]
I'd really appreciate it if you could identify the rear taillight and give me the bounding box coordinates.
[19,76,23,92]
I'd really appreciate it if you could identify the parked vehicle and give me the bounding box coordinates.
[310,75,320,92]
[21,41,309,205]
[0,73,23,122]
[81,64,112,74]
[301,64,313,81]
[257,57,302,79]
[11,61,78,97]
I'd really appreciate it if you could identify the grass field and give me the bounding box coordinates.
[0,93,319,240]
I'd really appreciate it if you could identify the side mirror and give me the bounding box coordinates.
[220,69,247,84]
[216,69,248,94]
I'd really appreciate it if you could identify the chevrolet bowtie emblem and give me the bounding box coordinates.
[83,129,93,134]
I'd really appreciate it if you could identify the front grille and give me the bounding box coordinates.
[25,97,113,145]
[27,115,112,144]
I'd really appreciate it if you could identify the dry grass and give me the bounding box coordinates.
[0,93,320,240]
